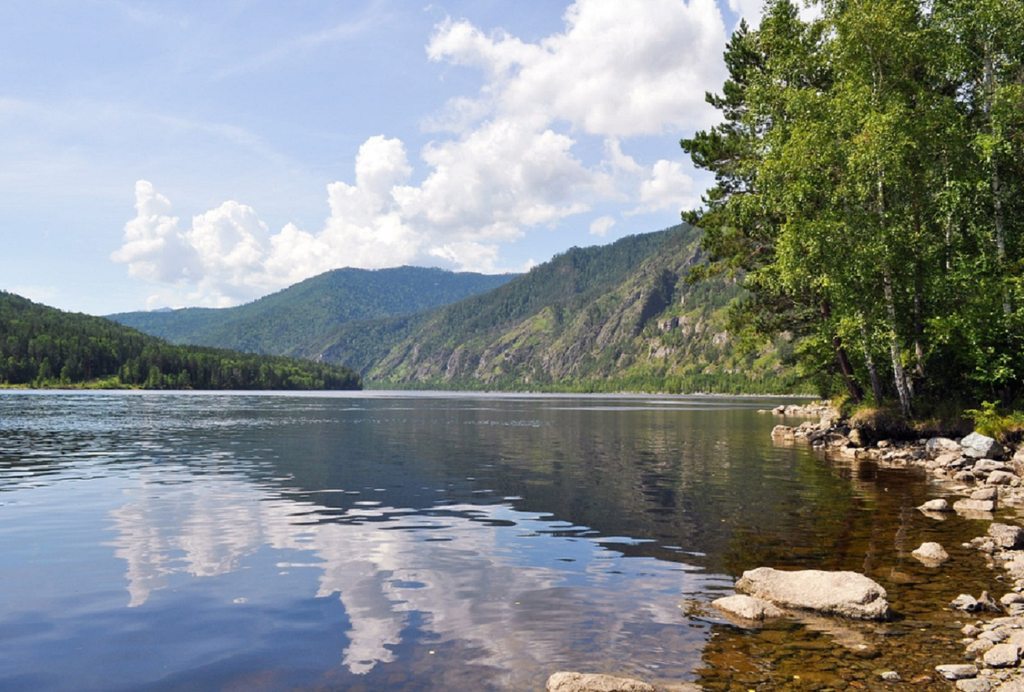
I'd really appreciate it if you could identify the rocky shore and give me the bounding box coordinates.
[548,407,1024,692]
[770,412,1024,691]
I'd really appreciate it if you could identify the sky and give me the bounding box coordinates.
[1,0,769,316]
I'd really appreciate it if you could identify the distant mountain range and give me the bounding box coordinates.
[109,225,802,394]
[108,266,516,357]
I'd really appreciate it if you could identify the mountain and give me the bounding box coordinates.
[318,225,801,393]
[0,292,361,390]
[108,266,517,357]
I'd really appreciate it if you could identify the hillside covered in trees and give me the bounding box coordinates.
[109,266,516,357]
[0,292,362,390]
[319,225,803,393]
[683,0,1024,413]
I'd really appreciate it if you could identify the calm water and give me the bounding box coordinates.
[0,392,1002,691]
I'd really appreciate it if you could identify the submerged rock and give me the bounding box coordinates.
[734,567,890,620]
[546,672,656,692]
[712,594,783,621]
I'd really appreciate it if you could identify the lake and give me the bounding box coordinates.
[0,391,1000,691]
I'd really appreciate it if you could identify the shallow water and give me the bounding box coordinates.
[0,391,1005,691]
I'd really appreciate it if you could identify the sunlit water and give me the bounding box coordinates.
[0,392,1004,691]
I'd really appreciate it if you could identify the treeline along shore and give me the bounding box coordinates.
[0,292,362,390]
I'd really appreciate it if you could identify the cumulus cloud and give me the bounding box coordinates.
[428,0,727,136]
[113,1,730,306]
[631,159,698,216]
[589,216,616,237]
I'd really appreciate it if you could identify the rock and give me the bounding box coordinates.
[734,567,890,620]
[955,499,997,513]
[974,459,1012,475]
[938,452,967,468]
[953,594,981,611]
[978,592,1002,612]
[546,672,656,692]
[771,425,795,440]
[712,594,783,621]
[936,664,979,680]
[990,524,1024,549]
[880,671,901,682]
[919,498,952,512]
[1002,593,1024,606]
[983,643,1021,668]
[973,487,1000,501]
[957,679,994,692]
[928,437,963,457]
[962,432,1006,460]
[995,680,1024,692]
[848,428,866,447]
[912,542,950,565]
[1005,556,1024,580]
[988,470,1018,485]
[952,593,1002,613]
[967,638,996,657]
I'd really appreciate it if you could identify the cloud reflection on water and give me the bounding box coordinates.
[108,467,710,683]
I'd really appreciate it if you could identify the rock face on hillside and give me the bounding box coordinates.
[735,567,891,620]
[359,225,794,390]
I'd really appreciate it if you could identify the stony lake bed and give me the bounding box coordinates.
[1,391,1022,692]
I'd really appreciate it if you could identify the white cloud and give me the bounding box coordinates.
[110,180,198,284]
[728,0,765,27]
[630,159,698,216]
[428,0,727,136]
[112,1,731,306]
[589,216,616,237]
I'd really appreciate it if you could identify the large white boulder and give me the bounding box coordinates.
[961,432,1006,460]
[735,567,891,620]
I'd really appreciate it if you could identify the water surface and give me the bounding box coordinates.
[0,391,1001,691]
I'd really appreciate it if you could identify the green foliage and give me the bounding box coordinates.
[0,292,361,390]
[683,0,1024,412]
[965,402,1024,441]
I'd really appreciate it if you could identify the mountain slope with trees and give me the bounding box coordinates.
[682,0,1024,413]
[0,292,361,390]
[318,225,801,393]
[108,266,516,357]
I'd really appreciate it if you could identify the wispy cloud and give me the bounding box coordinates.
[211,4,388,80]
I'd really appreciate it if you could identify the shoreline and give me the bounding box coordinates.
[766,411,1024,690]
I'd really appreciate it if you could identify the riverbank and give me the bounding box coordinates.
[767,411,1024,690]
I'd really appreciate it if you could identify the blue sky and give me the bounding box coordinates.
[1,0,764,315]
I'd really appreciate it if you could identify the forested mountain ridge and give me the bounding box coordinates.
[321,225,801,393]
[0,292,361,390]
[108,266,516,357]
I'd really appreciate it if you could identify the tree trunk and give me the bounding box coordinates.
[821,301,863,403]
[883,267,913,416]
[859,322,884,405]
